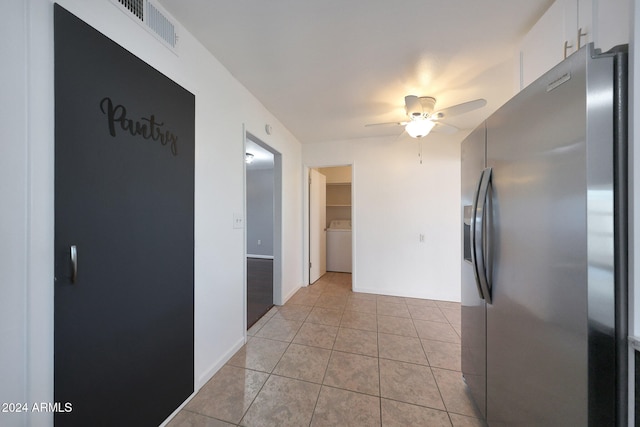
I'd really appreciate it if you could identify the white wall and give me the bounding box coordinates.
[247,168,275,256]
[304,134,463,302]
[0,2,29,427]
[1,1,304,426]
[302,48,519,303]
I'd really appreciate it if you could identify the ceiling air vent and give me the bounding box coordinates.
[146,2,176,48]
[117,0,144,21]
[111,0,179,53]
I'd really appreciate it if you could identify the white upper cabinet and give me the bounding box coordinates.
[520,0,630,89]
[520,0,571,90]
[584,0,630,53]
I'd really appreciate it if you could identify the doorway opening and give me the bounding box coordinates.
[308,165,353,286]
[245,133,282,329]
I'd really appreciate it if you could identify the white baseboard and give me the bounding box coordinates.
[160,335,246,425]
[196,336,246,389]
[352,285,460,303]
[281,284,302,305]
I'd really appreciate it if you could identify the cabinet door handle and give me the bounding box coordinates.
[70,245,78,284]
[577,27,588,49]
[563,40,573,59]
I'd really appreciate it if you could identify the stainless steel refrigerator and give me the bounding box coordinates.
[461,43,627,426]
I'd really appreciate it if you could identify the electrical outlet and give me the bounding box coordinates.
[257,239,261,245]
[233,212,244,229]
[419,234,425,242]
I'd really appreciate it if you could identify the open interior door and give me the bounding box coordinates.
[309,169,326,283]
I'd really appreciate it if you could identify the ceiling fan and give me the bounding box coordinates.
[365,95,487,138]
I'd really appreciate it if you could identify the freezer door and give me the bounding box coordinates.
[461,122,487,419]
[485,44,619,426]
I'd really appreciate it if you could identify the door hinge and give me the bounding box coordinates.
[309,262,312,269]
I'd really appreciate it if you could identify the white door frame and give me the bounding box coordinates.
[243,129,283,334]
[302,163,355,287]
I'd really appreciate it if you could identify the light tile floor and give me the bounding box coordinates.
[168,272,486,427]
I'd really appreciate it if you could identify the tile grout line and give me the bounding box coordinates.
[308,275,347,426]
[185,274,477,427]
[308,285,338,427]
[410,309,451,422]
[238,305,303,427]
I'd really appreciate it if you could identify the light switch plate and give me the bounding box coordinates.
[233,212,244,229]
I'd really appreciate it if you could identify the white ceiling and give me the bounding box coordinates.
[159,0,553,144]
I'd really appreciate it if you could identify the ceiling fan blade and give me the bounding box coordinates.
[431,121,459,134]
[364,121,408,127]
[433,98,487,118]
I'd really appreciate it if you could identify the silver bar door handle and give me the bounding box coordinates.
[470,169,486,300]
[70,245,78,284]
[474,168,493,304]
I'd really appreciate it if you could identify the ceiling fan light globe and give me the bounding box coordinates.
[406,119,435,138]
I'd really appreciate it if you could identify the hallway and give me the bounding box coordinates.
[168,273,484,426]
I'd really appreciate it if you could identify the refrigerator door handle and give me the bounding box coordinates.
[470,169,486,300]
[474,167,493,304]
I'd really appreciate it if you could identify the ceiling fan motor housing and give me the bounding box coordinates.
[404,95,422,118]
[418,96,436,117]
[405,95,436,119]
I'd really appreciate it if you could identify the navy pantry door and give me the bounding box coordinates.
[54,5,194,426]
